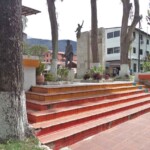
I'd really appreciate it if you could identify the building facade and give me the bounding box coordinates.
[105,27,150,75]
[43,51,77,71]
[77,27,150,78]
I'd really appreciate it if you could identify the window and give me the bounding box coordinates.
[133,32,136,38]
[140,49,143,55]
[114,47,120,53]
[133,47,136,53]
[107,32,113,39]
[107,48,113,54]
[140,34,143,40]
[114,31,120,37]
[147,39,149,45]
[146,51,149,55]
[107,47,120,54]
[133,63,137,72]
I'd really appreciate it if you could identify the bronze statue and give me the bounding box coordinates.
[65,40,73,68]
[75,20,84,39]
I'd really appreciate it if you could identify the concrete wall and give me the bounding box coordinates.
[23,55,39,91]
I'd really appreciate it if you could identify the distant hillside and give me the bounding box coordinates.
[26,38,77,54]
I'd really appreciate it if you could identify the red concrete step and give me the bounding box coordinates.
[26,90,145,111]
[38,104,150,150]
[32,95,150,136]
[27,96,150,123]
[31,82,134,94]
[26,85,144,101]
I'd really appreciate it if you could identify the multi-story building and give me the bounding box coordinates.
[77,27,150,77]
[105,27,150,75]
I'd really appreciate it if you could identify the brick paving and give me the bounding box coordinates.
[68,112,150,150]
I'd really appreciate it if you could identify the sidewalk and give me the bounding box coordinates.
[68,112,150,150]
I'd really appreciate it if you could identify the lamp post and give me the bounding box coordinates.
[138,20,142,73]
[138,23,141,72]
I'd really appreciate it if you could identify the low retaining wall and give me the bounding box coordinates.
[135,72,150,86]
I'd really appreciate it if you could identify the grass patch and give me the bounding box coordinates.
[0,138,42,150]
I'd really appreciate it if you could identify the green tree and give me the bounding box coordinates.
[91,0,99,63]
[120,0,142,77]
[29,45,48,60]
[0,0,32,141]
[23,42,30,55]
[47,0,63,78]
[143,54,150,72]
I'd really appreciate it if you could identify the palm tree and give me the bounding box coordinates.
[47,0,63,78]
[0,0,31,141]
[91,0,99,63]
[120,0,141,77]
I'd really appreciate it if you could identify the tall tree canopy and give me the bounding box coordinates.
[0,0,31,141]
[120,0,141,76]
[28,45,48,59]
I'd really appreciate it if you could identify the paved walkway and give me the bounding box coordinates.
[68,112,150,150]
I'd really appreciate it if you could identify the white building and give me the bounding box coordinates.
[105,27,150,75]
[77,27,150,78]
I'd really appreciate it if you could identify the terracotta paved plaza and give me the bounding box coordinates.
[69,112,150,150]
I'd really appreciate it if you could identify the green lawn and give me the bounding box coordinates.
[0,138,42,150]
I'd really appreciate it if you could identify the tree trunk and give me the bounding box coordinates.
[91,0,99,63]
[120,0,141,76]
[0,0,31,142]
[47,0,58,78]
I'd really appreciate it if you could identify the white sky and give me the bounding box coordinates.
[22,0,149,41]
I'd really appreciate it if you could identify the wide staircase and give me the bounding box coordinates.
[26,82,150,150]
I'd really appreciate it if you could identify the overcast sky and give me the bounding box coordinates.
[22,0,149,41]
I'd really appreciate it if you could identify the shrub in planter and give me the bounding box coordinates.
[125,74,129,79]
[36,62,45,76]
[104,74,110,80]
[36,62,45,85]
[92,73,102,80]
[45,72,54,82]
[83,72,91,80]
[57,66,69,81]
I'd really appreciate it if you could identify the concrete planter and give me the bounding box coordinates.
[135,72,150,86]
[138,73,150,80]
[135,72,150,82]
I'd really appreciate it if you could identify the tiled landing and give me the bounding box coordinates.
[69,112,150,150]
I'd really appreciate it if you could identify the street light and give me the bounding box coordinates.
[138,21,142,72]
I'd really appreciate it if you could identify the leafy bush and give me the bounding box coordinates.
[57,66,69,80]
[143,61,150,72]
[45,72,54,81]
[36,63,45,75]
[90,66,104,75]
[143,54,150,72]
